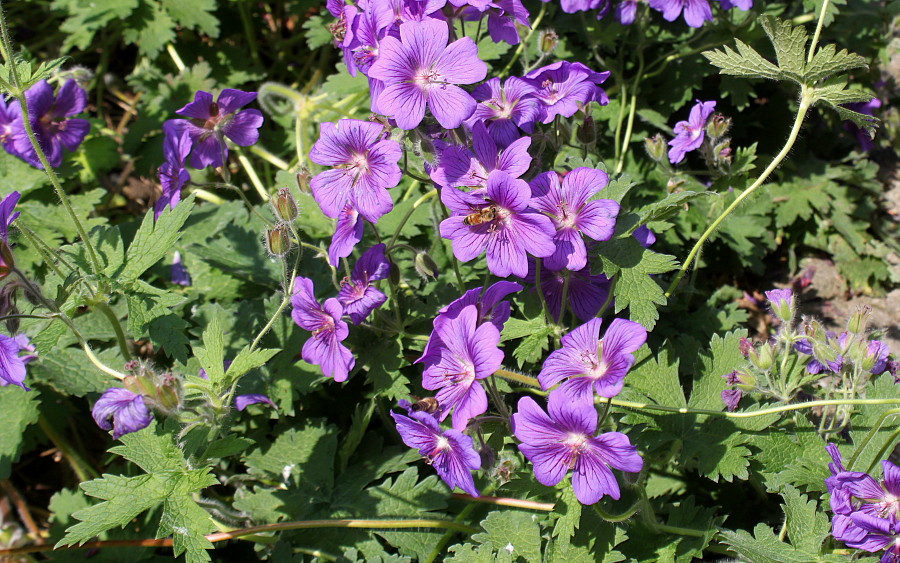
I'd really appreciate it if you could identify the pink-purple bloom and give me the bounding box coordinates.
[156,120,192,219]
[0,191,21,244]
[843,98,881,152]
[484,0,531,45]
[512,393,643,504]
[0,333,35,390]
[391,407,481,496]
[329,204,365,266]
[309,119,402,223]
[440,170,556,278]
[421,304,504,431]
[524,61,609,124]
[430,120,532,190]
[530,168,619,271]
[538,318,647,404]
[92,387,153,439]
[13,80,89,169]
[172,89,264,169]
[234,394,275,411]
[468,77,540,148]
[368,18,487,129]
[525,261,611,323]
[337,244,390,325]
[648,0,712,28]
[171,251,191,286]
[668,99,716,164]
[291,277,355,382]
[0,98,22,158]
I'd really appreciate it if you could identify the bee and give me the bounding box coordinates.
[463,205,498,227]
[410,396,440,415]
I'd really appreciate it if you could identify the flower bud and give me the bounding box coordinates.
[265,223,292,256]
[154,373,182,413]
[389,261,401,285]
[738,337,752,358]
[273,187,298,221]
[123,374,156,398]
[538,29,559,55]
[479,444,496,472]
[0,241,14,280]
[847,305,871,335]
[706,114,731,140]
[750,342,774,370]
[764,288,794,323]
[295,168,312,194]
[414,251,439,280]
[577,115,596,146]
[714,140,732,163]
[644,134,667,163]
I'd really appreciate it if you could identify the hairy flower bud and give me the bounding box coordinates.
[644,134,667,163]
[123,374,156,398]
[750,342,774,370]
[154,373,182,413]
[414,251,439,280]
[295,168,312,194]
[265,223,292,256]
[847,305,871,335]
[273,187,298,221]
[706,114,731,140]
[577,115,596,146]
[538,29,559,54]
[389,261,401,285]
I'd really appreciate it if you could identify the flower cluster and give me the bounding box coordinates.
[156,89,264,218]
[0,80,90,170]
[555,0,752,27]
[291,244,391,381]
[825,444,900,561]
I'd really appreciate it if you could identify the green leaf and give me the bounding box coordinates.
[149,314,190,364]
[194,315,225,386]
[512,325,555,368]
[303,14,332,51]
[243,423,337,497]
[702,39,781,80]
[0,387,39,479]
[636,191,715,225]
[54,0,141,52]
[814,81,879,134]
[372,467,449,560]
[760,15,808,80]
[121,1,176,58]
[500,316,548,342]
[804,43,867,83]
[551,486,582,541]
[225,346,280,383]
[782,486,830,555]
[119,194,195,284]
[591,237,678,330]
[719,524,809,563]
[161,0,219,37]
[338,400,376,473]
[61,424,218,563]
[124,280,185,336]
[470,510,543,562]
[30,347,117,397]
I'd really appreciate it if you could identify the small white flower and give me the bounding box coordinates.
[505,543,514,554]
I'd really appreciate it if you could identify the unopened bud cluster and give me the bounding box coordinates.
[266,187,299,257]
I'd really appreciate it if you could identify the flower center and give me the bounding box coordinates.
[426,435,451,462]
[562,432,588,467]
[414,68,441,88]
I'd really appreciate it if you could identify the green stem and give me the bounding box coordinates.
[846,408,900,470]
[807,0,831,64]
[249,274,297,352]
[615,50,644,175]
[666,86,813,297]
[37,416,97,482]
[17,224,70,280]
[248,144,290,171]
[236,148,269,201]
[425,483,497,563]
[0,11,102,276]
[593,502,640,522]
[534,258,552,325]
[437,201,466,292]
[387,188,436,248]
[93,302,131,360]
[498,3,546,77]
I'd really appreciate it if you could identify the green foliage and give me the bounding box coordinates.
[60,424,218,562]
[0,387,40,479]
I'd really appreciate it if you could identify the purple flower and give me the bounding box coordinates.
[0,191,21,244]
[0,333,35,390]
[329,204,365,266]
[530,168,619,271]
[668,100,716,164]
[173,89,264,169]
[468,77,540,148]
[349,1,394,76]
[368,18,487,129]
[718,0,751,9]
[865,340,890,375]
[92,388,153,439]
[648,0,712,28]
[559,0,605,13]
[633,225,656,248]
[486,0,531,45]
[338,244,390,324]
[421,304,504,430]
[418,280,522,366]
[327,0,360,75]
[12,80,89,169]
[308,119,402,222]
[615,0,637,23]
[538,318,647,404]
[156,120,192,219]
[440,170,556,278]
[512,393,643,504]
[526,261,611,323]
[234,394,275,411]
[0,98,22,157]
[764,288,793,321]
[430,120,531,189]
[291,276,355,382]
[171,251,191,286]
[391,408,481,496]
[843,98,881,152]
[844,513,900,558]
[524,61,610,124]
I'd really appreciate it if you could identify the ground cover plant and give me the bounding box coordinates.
[1,0,900,561]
